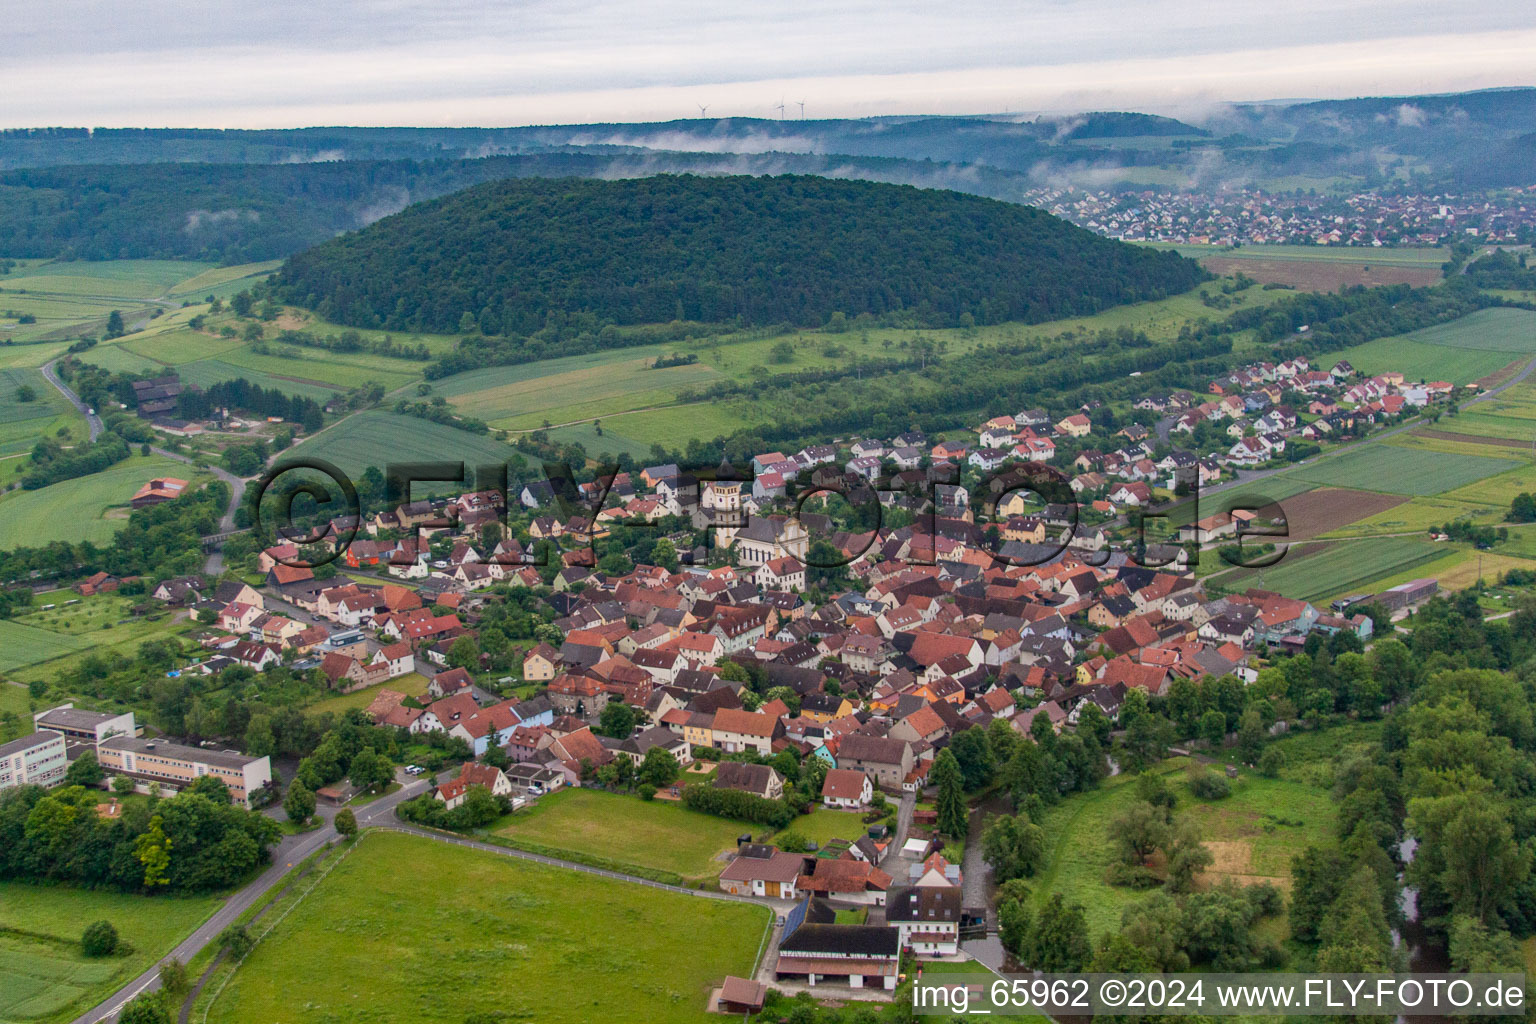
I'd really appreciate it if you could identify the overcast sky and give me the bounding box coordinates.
[6,1,1535,127]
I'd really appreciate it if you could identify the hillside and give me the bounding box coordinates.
[273,174,1205,332]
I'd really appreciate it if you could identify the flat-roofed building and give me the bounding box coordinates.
[97,736,272,808]
[32,704,137,745]
[0,731,68,791]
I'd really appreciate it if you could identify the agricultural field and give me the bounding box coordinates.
[1158,243,1445,290]
[1307,308,1536,386]
[437,351,722,429]
[1031,759,1335,941]
[172,358,342,400]
[0,366,81,457]
[0,619,92,673]
[1286,442,1517,496]
[1210,536,1446,603]
[204,830,769,1024]
[494,788,746,885]
[284,410,517,481]
[164,260,283,301]
[0,880,222,1024]
[0,453,198,548]
[1269,487,1407,541]
[1322,495,1506,538]
[0,259,223,345]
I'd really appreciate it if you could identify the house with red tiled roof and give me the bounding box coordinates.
[821,768,873,810]
[797,858,893,905]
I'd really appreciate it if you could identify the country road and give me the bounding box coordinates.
[41,358,103,441]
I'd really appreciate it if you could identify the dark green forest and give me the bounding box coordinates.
[273,174,1206,331]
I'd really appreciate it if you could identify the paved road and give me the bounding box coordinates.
[41,358,103,442]
[70,778,429,1024]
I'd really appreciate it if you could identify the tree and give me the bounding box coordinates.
[1163,818,1214,894]
[219,924,254,958]
[66,750,103,788]
[1021,894,1091,971]
[598,701,637,739]
[334,807,358,838]
[186,776,231,804]
[1289,845,1346,943]
[283,779,315,824]
[446,635,480,670]
[134,814,171,887]
[14,383,36,403]
[948,727,996,790]
[118,993,171,1024]
[81,920,118,957]
[639,746,680,788]
[1111,801,1170,867]
[1198,709,1228,747]
[1236,709,1265,764]
[112,774,135,795]
[931,749,967,838]
[158,958,189,1000]
[349,748,393,793]
[105,310,125,339]
[982,813,1045,883]
[244,713,275,759]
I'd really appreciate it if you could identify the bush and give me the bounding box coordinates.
[1188,770,1232,800]
[1258,746,1287,778]
[219,924,253,959]
[1105,862,1163,889]
[637,784,657,801]
[81,920,118,957]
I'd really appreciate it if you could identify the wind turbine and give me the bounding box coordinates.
[796,100,806,119]
[774,99,785,120]
[697,103,709,118]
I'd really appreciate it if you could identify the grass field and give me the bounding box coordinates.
[0,453,196,549]
[494,788,746,884]
[778,807,876,849]
[172,358,342,400]
[284,411,517,481]
[1308,308,1536,386]
[1154,244,1444,290]
[0,619,93,672]
[0,367,81,457]
[0,880,222,1024]
[1211,536,1447,603]
[3,592,194,682]
[205,830,769,1024]
[441,355,723,430]
[1031,759,1334,941]
[0,259,221,345]
[1285,443,1517,496]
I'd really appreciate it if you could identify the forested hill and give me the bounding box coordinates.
[273,174,1205,332]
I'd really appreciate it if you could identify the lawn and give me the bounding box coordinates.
[0,453,198,549]
[204,830,769,1024]
[1287,443,1517,496]
[305,672,431,716]
[494,787,746,885]
[284,410,517,481]
[1031,759,1334,941]
[778,806,876,849]
[0,880,222,1024]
